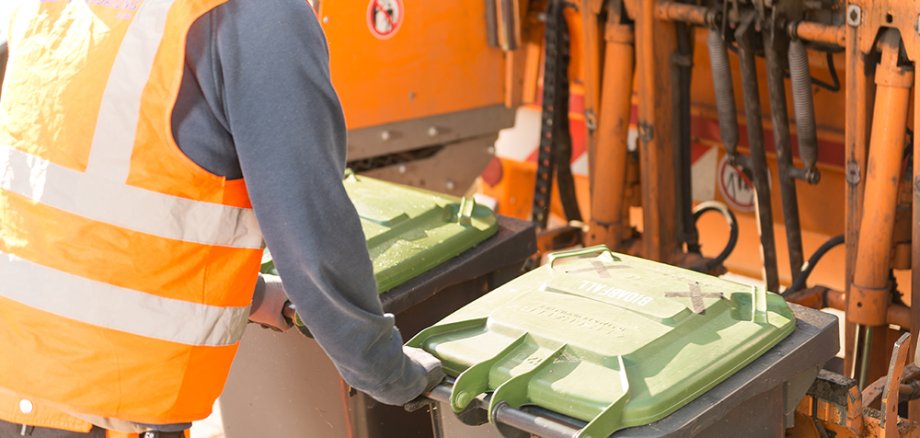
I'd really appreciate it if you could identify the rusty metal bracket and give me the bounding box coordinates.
[655,1,717,27]
[800,370,865,435]
[881,333,912,437]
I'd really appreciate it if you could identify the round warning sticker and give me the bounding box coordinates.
[367,0,403,39]
[717,155,756,213]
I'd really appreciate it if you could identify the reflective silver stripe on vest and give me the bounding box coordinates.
[0,144,263,249]
[0,251,249,347]
[86,0,175,182]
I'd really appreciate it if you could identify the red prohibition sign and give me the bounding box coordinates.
[717,155,763,213]
[367,0,403,39]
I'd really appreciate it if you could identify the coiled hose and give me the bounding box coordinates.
[707,29,739,157]
[788,39,820,182]
[783,234,845,296]
[692,201,739,271]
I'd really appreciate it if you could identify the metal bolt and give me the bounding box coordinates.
[638,122,655,143]
[846,160,861,185]
[408,91,416,101]
[380,130,392,141]
[805,168,822,185]
[445,180,456,191]
[322,16,329,24]
[427,126,440,137]
[19,399,32,414]
[487,146,496,155]
[398,164,407,174]
[847,5,861,27]
[585,109,597,131]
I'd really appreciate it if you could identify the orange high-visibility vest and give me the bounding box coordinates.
[0,0,264,427]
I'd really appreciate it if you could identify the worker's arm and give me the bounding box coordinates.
[211,1,441,405]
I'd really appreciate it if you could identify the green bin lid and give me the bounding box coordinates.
[407,246,795,437]
[262,172,498,293]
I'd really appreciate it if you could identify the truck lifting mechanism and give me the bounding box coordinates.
[566,0,920,435]
[447,0,920,435]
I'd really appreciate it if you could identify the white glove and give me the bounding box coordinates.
[402,346,446,411]
[249,274,293,332]
[403,346,446,392]
[403,346,447,404]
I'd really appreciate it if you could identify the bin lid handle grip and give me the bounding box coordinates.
[547,245,618,269]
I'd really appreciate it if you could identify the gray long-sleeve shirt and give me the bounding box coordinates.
[173,0,429,409]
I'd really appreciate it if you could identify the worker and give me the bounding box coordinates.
[0,1,444,436]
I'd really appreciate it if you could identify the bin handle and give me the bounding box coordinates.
[547,245,617,269]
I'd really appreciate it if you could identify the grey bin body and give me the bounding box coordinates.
[219,216,535,438]
[427,303,838,438]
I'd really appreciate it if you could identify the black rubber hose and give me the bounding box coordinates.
[788,39,820,182]
[707,29,739,157]
[674,23,699,255]
[692,201,739,270]
[811,50,841,92]
[783,234,845,296]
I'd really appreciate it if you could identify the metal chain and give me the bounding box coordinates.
[553,13,582,224]
[532,0,581,228]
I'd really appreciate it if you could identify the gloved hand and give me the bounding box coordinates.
[402,346,446,411]
[248,274,293,332]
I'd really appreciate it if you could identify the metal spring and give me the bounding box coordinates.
[788,39,819,177]
[707,30,739,156]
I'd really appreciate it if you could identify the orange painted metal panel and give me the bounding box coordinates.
[318,0,507,129]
